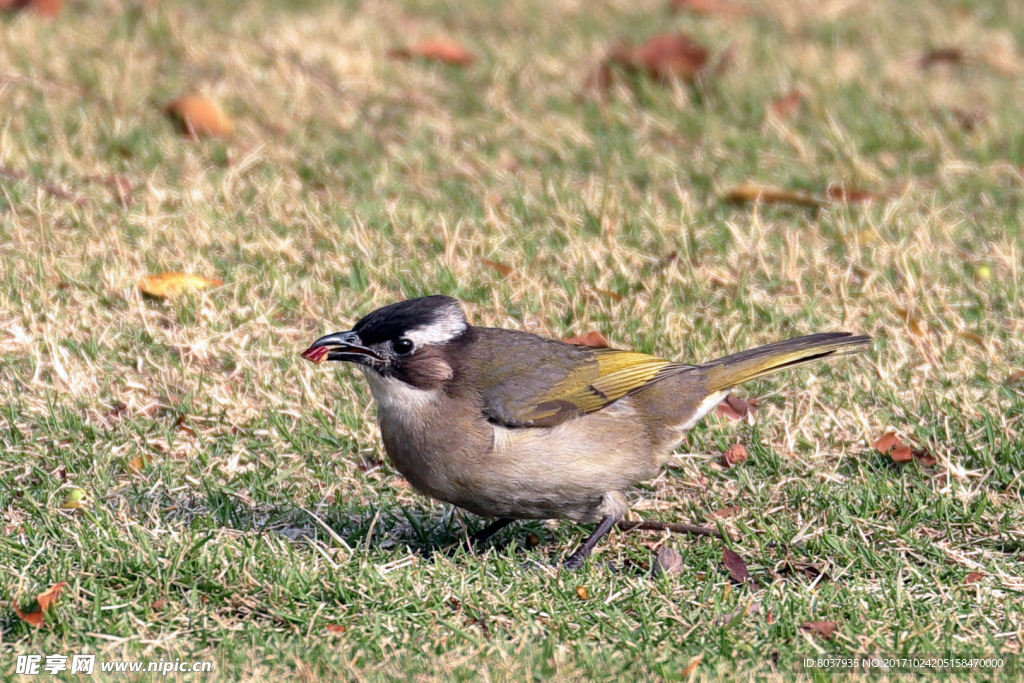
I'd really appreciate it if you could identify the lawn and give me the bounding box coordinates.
[2,0,1023,680]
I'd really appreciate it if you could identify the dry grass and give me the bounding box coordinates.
[1,0,1023,679]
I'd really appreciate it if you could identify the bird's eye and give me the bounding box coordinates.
[392,338,414,355]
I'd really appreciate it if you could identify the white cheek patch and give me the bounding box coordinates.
[404,311,467,347]
[361,369,437,412]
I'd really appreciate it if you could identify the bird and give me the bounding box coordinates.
[301,295,870,570]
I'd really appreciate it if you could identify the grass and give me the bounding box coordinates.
[1,0,1023,679]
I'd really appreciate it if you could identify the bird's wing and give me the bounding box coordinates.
[474,332,687,427]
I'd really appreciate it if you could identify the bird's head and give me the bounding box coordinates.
[301,295,468,389]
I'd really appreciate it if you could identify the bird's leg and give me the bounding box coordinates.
[469,518,515,546]
[562,514,621,571]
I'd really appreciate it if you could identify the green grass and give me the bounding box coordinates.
[2,0,1024,679]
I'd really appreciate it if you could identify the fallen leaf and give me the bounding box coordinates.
[889,444,914,463]
[60,488,86,509]
[956,330,985,346]
[716,394,759,420]
[127,453,153,475]
[593,287,625,302]
[152,598,168,612]
[575,586,589,600]
[770,89,804,119]
[108,174,133,207]
[896,308,928,338]
[138,272,223,299]
[964,572,985,584]
[564,331,610,348]
[606,33,709,85]
[652,546,684,577]
[165,96,233,138]
[724,182,823,208]
[1006,370,1024,385]
[526,533,541,548]
[670,0,747,16]
[708,505,740,519]
[325,624,346,634]
[681,653,704,678]
[481,259,513,277]
[14,582,69,627]
[723,548,757,587]
[920,47,965,69]
[873,431,903,454]
[389,40,475,67]
[801,620,837,639]
[2,0,61,17]
[824,185,884,204]
[721,443,748,468]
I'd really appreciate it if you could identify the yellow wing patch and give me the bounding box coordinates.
[531,349,679,418]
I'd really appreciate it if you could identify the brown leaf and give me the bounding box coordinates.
[526,533,541,548]
[126,453,153,475]
[2,0,61,17]
[606,33,709,85]
[151,598,168,612]
[108,174,133,207]
[325,624,347,634]
[721,443,748,468]
[724,182,823,208]
[1006,370,1024,385]
[964,572,986,585]
[389,40,475,67]
[770,89,803,119]
[681,653,704,678]
[920,48,965,69]
[708,505,740,519]
[716,394,759,420]
[652,546,684,577]
[165,96,234,138]
[824,185,884,204]
[723,548,757,587]
[801,620,837,639]
[564,331,610,348]
[575,586,589,600]
[670,0,747,16]
[14,582,69,627]
[481,259,513,277]
[896,308,928,338]
[957,331,986,346]
[913,448,937,466]
[138,272,223,299]
[873,431,903,454]
[889,444,914,463]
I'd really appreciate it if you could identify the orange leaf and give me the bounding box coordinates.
[481,259,513,277]
[708,505,740,519]
[873,431,903,454]
[724,182,823,208]
[770,89,803,119]
[824,185,884,204]
[670,0,747,16]
[138,272,223,299]
[575,586,589,600]
[889,445,914,463]
[1007,370,1024,385]
[721,443,748,468]
[127,453,153,475]
[14,582,68,627]
[681,653,704,678]
[605,33,709,86]
[165,96,234,138]
[801,620,837,639]
[325,624,346,634]
[964,572,985,585]
[2,0,61,18]
[389,40,475,67]
[564,331,610,348]
[716,394,759,420]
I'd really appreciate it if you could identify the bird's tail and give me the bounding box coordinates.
[700,332,871,393]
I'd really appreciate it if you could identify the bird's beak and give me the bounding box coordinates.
[301,330,381,365]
